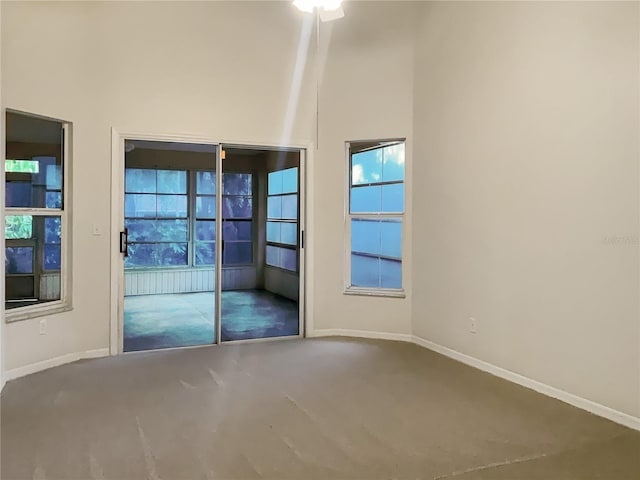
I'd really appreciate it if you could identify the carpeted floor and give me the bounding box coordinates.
[123,290,299,351]
[1,338,639,479]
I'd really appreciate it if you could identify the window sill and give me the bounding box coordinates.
[343,288,406,299]
[5,302,73,323]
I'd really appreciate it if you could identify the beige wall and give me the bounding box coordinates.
[413,2,640,417]
[313,2,416,335]
[1,1,416,371]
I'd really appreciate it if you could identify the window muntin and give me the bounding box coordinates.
[266,167,298,271]
[348,141,405,292]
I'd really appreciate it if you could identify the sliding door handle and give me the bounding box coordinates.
[120,228,129,257]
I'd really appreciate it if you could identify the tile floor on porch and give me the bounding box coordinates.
[123,289,299,351]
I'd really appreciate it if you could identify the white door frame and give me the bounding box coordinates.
[109,129,313,355]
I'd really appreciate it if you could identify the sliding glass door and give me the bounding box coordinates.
[118,141,304,352]
[121,141,217,352]
[219,147,302,342]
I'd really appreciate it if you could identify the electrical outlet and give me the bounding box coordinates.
[39,319,47,335]
[469,317,477,334]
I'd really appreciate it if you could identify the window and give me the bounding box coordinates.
[347,140,404,293]
[124,169,189,267]
[5,111,71,317]
[124,168,254,268]
[266,167,298,271]
[194,171,216,265]
[221,173,253,265]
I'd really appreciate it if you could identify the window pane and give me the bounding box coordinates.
[44,244,61,271]
[281,194,298,220]
[125,194,156,218]
[5,215,33,239]
[45,164,62,190]
[281,248,297,271]
[6,276,35,304]
[157,195,187,218]
[280,222,297,245]
[266,245,278,266]
[195,242,216,265]
[196,196,216,219]
[46,191,62,208]
[223,221,251,241]
[222,196,252,219]
[125,169,156,193]
[196,220,216,241]
[268,170,283,195]
[157,243,188,266]
[5,113,63,208]
[266,245,296,271]
[157,170,187,194]
[351,185,382,213]
[267,196,281,219]
[223,242,252,264]
[6,247,33,274]
[352,149,382,185]
[380,219,402,259]
[382,144,405,182]
[266,222,280,243]
[196,171,216,194]
[126,219,188,242]
[380,258,402,289]
[282,167,298,194]
[223,173,251,195]
[5,182,32,208]
[126,243,187,267]
[352,219,381,256]
[44,217,62,243]
[382,184,404,213]
[351,254,380,288]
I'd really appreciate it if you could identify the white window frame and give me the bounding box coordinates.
[4,110,73,322]
[344,139,406,298]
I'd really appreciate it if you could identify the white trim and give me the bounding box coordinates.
[309,328,413,343]
[215,144,223,343]
[343,288,406,299]
[411,335,640,432]
[303,146,314,336]
[4,348,109,382]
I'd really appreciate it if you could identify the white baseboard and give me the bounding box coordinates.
[309,328,640,432]
[4,348,110,383]
[309,328,413,343]
[411,335,640,432]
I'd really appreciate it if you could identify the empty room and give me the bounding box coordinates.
[1,1,639,479]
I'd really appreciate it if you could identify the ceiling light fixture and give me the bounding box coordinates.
[293,0,344,21]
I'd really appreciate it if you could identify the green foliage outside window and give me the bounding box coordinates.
[5,215,33,239]
[5,159,39,174]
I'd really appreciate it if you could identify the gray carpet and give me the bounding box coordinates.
[1,338,639,479]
